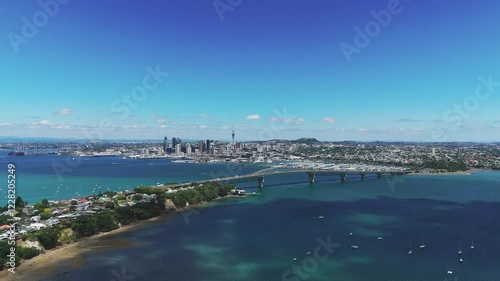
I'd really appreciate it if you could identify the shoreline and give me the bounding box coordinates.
[0,196,237,281]
[408,168,499,176]
[408,170,472,176]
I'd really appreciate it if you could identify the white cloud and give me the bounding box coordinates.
[357,128,368,132]
[282,117,306,125]
[247,114,260,120]
[323,117,337,124]
[39,120,53,126]
[55,108,74,116]
[156,119,167,125]
[53,125,70,129]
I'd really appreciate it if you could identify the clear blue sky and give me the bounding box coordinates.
[1,0,500,141]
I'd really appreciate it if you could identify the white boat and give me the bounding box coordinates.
[420,237,426,249]
[349,228,353,237]
[408,243,413,255]
[458,244,462,255]
[306,252,311,255]
[351,245,359,249]
[447,271,453,275]
[377,237,383,240]
[293,258,298,261]
[470,239,475,250]
[459,258,464,263]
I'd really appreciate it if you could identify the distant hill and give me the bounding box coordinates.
[291,138,321,144]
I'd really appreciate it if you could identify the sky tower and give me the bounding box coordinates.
[232,128,235,153]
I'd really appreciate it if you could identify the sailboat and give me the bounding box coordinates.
[408,243,413,255]
[470,239,475,250]
[458,244,462,255]
[419,237,426,249]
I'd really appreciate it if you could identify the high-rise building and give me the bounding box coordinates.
[163,137,168,153]
[431,147,436,157]
[206,140,211,154]
[186,143,192,155]
[175,143,182,155]
[198,140,205,153]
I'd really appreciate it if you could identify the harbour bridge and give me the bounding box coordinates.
[167,164,410,189]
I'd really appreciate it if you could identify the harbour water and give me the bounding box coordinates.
[1,150,500,280]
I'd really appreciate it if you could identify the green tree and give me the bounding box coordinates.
[71,215,99,238]
[41,199,49,208]
[132,194,143,201]
[0,240,21,270]
[132,202,160,220]
[17,246,40,260]
[0,214,11,225]
[114,207,136,225]
[15,196,26,209]
[172,195,187,208]
[40,212,52,220]
[95,211,119,232]
[36,227,61,250]
[33,202,45,213]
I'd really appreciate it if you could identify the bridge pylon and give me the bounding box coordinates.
[258,177,265,188]
[307,172,316,184]
[340,173,347,182]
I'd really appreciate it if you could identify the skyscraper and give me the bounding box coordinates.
[163,137,168,153]
[198,140,205,153]
[206,139,211,154]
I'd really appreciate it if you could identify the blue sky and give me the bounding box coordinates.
[1,0,500,141]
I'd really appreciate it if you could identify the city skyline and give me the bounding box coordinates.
[2,0,500,141]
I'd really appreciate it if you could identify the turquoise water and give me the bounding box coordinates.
[68,172,500,280]
[2,150,500,280]
[0,150,262,203]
